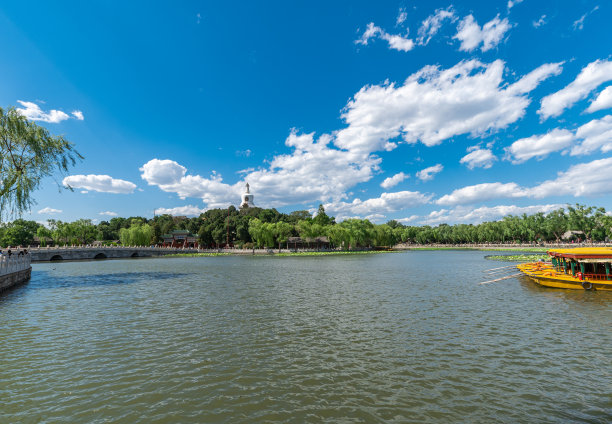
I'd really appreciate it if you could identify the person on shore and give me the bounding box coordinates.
[7,249,12,257]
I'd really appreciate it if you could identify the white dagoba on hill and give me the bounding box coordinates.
[240,182,254,208]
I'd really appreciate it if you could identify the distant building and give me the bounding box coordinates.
[161,230,199,248]
[240,182,255,208]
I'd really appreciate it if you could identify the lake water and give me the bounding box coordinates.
[1,251,610,423]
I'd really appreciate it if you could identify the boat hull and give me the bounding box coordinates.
[517,263,612,291]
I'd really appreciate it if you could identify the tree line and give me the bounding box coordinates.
[0,204,611,249]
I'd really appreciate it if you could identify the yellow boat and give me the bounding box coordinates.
[517,247,612,291]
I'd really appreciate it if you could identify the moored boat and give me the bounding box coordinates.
[517,247,612,291]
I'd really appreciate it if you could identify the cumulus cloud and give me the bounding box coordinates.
[460,147,497,169]
[71,110,84,120]
[507,0,524,11]
[141,131,381,208]
[38,207,62,214]
[140,159,187,186]
[505,128,575,163]
[437,157,612,206]
[528,157,612,198]
[417,7,456,45]
[99,211,118,216]
[335,59,562,152]
[454,14,511,52]
[16,101,70,123]
[437,182,525,206]
[324,190,432,220]
[380,172,408,189]
[356,22,415,52]
[587,86,612,113]
[539,59,612,120]
[416,164,443,181]
[155,205,207,217]
[420,203,564,225]
[63,174,137,194]
[504,115,612,159]
[570,115,612,155]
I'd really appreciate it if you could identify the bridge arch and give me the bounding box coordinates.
[131,252,139,257]
[50,254,64,261]
[93,253,107,260]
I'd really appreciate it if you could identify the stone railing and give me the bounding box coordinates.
[0,254,31,277]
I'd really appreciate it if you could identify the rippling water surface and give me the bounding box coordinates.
[1,252,611,423]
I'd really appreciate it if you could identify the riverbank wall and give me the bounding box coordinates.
[0,256,32,292]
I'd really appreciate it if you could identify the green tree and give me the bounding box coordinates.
[0,106,82,219]
[273,221,293,251]
[313,204,333,226]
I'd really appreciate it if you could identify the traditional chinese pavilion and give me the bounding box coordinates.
[160,230,199,248]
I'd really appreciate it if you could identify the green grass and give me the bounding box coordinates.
[485,254,549,262]
[405,246,548,252]
[274,250,394,257]
[165,250,394,258]
[164,253,233,257]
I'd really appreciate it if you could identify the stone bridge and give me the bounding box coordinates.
[28,246,200,262]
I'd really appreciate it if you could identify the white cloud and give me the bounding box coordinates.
[533,15,547,28]
[71,110,84,120]
[396,8,407,26]
[335,59,562,152]
[156,205,206,217]
[99,211,118,216]
[38,207,62,214]
[63,174,137,194]
[140,159,187,186]
[539,59,612,120]
[396,215,420,224]
[364,213,387,223]
[417,7,456,45]
[505,128,575,163]
[437,182,525,206]
[587,86,612,113]
[356,22,415,52]
[454,14,511,52]
[380,172,408,189]
[437,157,612,206]
[141,131,381,208]
[416,164,443,181]
[507,0,524,11]
[573,6,599,31]
[421,203,563,225]
[324,190,432,220]
[460,147,497,169]
[16,101,70,123]
[571,115,612,155]
[527,157,612,198]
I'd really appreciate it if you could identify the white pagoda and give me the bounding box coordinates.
[240,182,255,208]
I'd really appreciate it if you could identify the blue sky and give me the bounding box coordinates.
[1,0,611,225]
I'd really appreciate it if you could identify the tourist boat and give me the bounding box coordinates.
[517,247,612,291]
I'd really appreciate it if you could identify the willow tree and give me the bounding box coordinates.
[0,106,82,219]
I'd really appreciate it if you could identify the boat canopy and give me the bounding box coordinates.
[548,247,612,260]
